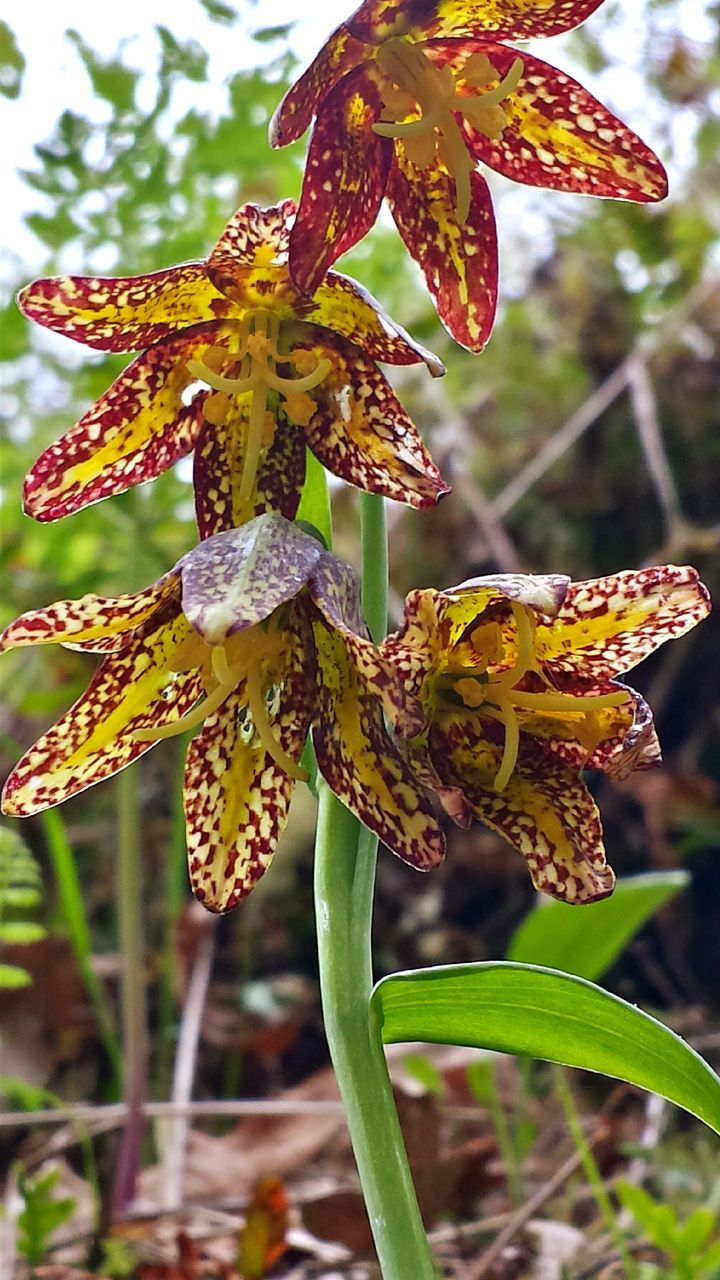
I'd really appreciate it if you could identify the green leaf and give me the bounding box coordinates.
[0,21,25,99]
[296,449,332,550]
[507,872,689,981]
[372,963,720,1134]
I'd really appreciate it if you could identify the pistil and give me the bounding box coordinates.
[440,603,630,793]
[187,311,331,518]
[373,38,523,221]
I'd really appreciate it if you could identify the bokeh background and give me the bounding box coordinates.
[1,0,719,1271]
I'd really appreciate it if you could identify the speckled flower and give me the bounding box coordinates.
[1,515,445,911]
[379,565,710,903]
[18,201,448,529]
[270,0,667,351]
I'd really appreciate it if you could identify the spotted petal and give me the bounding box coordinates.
[180,515,325,646]
[535,566,711,680]
[185,605,316,913]
[312,618,446,870]
[458,44,667,202]
[532,684,662,780]
[1,611,202,817]
[0,576,179,656]
[270,24,371,146]
[295,328,449,508]
[17,265,230,353]
[346,0,606,42]
[193,404,306,538]
[434,718,614,903]
[205,200,301,312]
[386,153,498,351]
[23,329,218,521]
[305,272,444,375]
[289,64,391,296]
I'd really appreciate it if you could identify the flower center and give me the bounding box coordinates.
[438,602,630,794]
[373,38,523,223]
[187,310,331,523]
[134,616,307,780]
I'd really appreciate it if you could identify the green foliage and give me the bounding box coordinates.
[15,1166,76,1266]
[0,20,25,99]
[617,1181,720,1279]
[0,825,46,989]
[372,963,720,1134]
[507,871,689,981]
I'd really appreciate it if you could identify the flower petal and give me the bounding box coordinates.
[312,618,446,871]
[535,566,711,680]
[386,151,498,351]
[204,200,300,310]
[23,329,217,521]
[193,404,306,538]
[296,328,449,507]
[509,682,661,779]
[1,611,202,817]
[288,65,391,295]
[180,515,325,645]
[18,265,229,353]
[434,718,614,903]
[269,24,371,146]
[184,605,316,912]
[305,272,444,375]
[0,575,180,656]
[459,45,667,202]
[347,0,606,42]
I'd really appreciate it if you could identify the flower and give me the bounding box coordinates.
[18,201,449,529]
[1,514,445,910]
[379,565,710,902]
[270,0,668,351]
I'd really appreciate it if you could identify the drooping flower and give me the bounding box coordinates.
[1,515,445,910]
[270,1,668,351]
[18,201,448,530]
[379,566,710,902]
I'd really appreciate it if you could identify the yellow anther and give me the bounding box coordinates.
[203,390,231,427]
[455,677,486,708]
[282,391,316,427]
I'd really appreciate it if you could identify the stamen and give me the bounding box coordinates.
[134,673,237,742]
[508,688,630,713]
[245,667,308,780]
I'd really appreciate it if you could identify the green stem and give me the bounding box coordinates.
[112,763,148,1216]
[313,491,436,1280]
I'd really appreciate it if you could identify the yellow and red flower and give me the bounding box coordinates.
[380,565,710,902]
[18,201,448,530]
[271,0,668,351]
[1,515,445,910]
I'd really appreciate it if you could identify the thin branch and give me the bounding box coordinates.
[626,353,684,542]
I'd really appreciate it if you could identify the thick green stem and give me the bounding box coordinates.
[112,763,148,1215]
[313,491,436,1280]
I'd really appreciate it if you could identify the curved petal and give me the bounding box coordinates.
[23,328,219,521]
[1,611,202,817]
[0,575,180,656]
[18,265,230,353]
[303,274,444,375]
[180,515,324,645]
[184,605,316,912]
[312,618,446,870]
[296,328,449,507]
[205,200,300,309]
[193,401,306,538]
[434,717,614,903]
[535,565,711,680]
[347,0,605,42]
[534,684,661,780]
[288,65,391,296]
[386,151,497,351]
[459,45,667,202]
[269,25,371,146]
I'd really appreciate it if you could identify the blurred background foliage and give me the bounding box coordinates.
[1,0,719,1195]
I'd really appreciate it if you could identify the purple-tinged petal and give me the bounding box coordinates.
[269,25,371,147]
[185,604,316,912]
[18,265,230,352]
[296,328,449,507]
[180,515,324,645]
[288,65,391,296]
[386,153,498,351]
